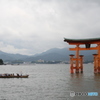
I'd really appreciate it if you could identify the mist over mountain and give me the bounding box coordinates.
[0,48,97,62]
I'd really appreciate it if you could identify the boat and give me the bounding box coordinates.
[0,74,29,78]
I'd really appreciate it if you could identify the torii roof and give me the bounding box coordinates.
[64,37,100,45]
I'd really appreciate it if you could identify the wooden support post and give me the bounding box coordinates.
[75,45,79,73]
[80,55,84,73]
[97,44,100,73]
[93,54,98,74]
[69,54,74,74]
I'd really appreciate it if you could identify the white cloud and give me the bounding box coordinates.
[0,0,100,55]
[0,42,29,55]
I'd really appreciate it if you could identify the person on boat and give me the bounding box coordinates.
[17,73,19,76]
[20,71,22,76]
[7,74,10,76]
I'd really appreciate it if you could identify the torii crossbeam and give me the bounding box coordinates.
[64,37,100,74]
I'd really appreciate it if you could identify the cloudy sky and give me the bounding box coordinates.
[0,0,100,55]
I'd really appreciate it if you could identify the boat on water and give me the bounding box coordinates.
[0,74,29,78]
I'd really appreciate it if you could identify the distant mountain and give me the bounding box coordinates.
[24,48,69,61]
[0,51,29,61]
[0,48,97,62]
[24,48,97,62]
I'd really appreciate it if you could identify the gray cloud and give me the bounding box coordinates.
[0,0,100,55]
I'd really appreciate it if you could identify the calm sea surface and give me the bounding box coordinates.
[0,64,100,100]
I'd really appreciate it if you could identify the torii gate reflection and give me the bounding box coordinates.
[64,38,100,74]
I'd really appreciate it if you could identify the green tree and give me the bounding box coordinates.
[0,59,4,65]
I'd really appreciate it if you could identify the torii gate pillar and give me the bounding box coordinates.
[69,45,84,74]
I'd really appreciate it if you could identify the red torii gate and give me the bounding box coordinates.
[64,37,100,74]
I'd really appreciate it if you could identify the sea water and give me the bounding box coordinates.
[0,64,100,100]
